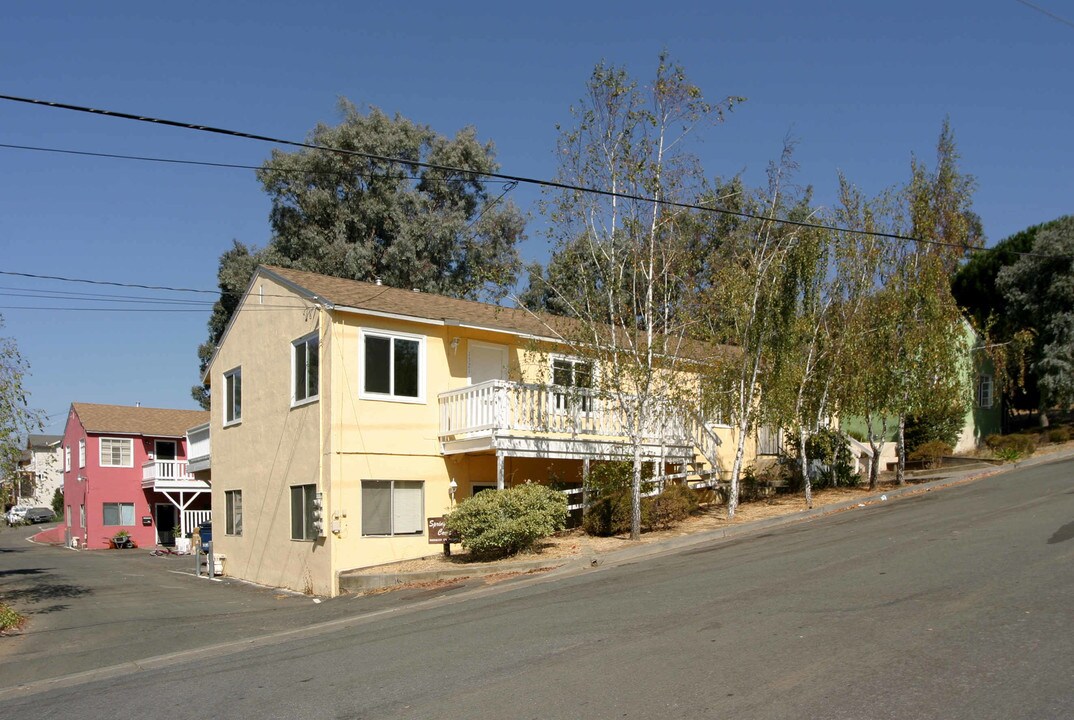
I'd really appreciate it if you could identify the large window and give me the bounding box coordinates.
[551,356,594,412]
[362,480,424,536]
[292,333,320,405]
[78,439,86,468]
[977,374,993,409]
[64,445,71,472]
[224,367,242,424]
[361,330,423,402]
[102,502,135,526]
[290,484,318,541]
[225,490,243,536]
[99,438,133,467]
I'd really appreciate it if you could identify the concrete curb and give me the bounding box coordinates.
[349,447,1074,588]
[339,557,564,593]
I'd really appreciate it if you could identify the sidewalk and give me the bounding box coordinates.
[341,446,1074,593]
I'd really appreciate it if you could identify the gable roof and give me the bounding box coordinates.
[26,434,62,449]
[261,265,570,339]
[71,403,209,438]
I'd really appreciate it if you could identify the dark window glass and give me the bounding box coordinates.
[362,481,392,535]
[307,339,319,398]
[294,342,308,402]
[364,336,391,394]
[290,486,304,539]
[394,339,419,397]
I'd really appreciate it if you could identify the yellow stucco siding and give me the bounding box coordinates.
[208,275,332,596]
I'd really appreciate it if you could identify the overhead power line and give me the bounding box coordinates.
[1015,0,1074,29]
[3,93,1060,259]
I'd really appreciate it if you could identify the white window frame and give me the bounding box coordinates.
[78,439,86,468]
[64,445,71,473]
[102,502,136,526]
[358,328,426,404]
[977,374,994,409]
[290,484,318,541]
[291,331,320,407]
[549,354,597,414]
[225,489,243,536]
[98,437,133,468]
[361,479,425,537]
[224,366,242,426]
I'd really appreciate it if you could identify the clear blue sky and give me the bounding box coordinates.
[1,1,1070,433]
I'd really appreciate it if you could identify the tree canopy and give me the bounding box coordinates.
[192,101,526,407]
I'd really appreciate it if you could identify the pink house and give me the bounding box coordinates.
[61,403,210,550]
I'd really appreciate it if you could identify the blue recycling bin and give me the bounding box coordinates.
[199,521,212,552]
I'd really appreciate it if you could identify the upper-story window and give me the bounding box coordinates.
[78,439,86,468]
[64,445,71,473]
[292,332,320,405]
[977,374,993,409]
[360,329,424,403]
[551,356,594,412]
[224,367,242,425]
[99,438,133,468]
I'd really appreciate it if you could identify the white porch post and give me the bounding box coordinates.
[582,458,591,510]
[496,451,505,490]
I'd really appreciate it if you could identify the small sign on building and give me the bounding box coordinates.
[427,517,457,544]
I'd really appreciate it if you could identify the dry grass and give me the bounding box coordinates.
[348,475,937,577]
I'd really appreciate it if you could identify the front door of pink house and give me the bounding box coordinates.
[155,503,176,545]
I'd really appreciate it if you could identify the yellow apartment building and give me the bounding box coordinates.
[205,265,755,596]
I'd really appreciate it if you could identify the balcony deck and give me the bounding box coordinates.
[141,459,210,492]
[438,380,712,462]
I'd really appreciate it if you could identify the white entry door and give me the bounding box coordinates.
[468,341,508,385]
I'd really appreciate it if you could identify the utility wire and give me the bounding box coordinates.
[3,93,1063,259]
[0,142,514,184]
[1015,0,1074,29]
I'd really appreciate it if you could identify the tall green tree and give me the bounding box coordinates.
[192,101,526,407]
[997,215,1074,423]
[534,55,741,539]
[0,319,41,508]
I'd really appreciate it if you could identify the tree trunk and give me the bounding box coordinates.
[1039,409,1050,428]
[799,427,813,509]
[630,446,642,541]
[728,418,748,519]
[865,415,880,490]
[896,415,907,486]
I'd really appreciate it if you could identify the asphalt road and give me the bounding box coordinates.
[4,458,1073,719]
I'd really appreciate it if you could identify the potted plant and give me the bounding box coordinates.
[112,529,133,549]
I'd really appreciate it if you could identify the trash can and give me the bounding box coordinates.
[198,521,212,553]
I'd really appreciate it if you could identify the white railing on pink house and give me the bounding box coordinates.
[141,459,194,486]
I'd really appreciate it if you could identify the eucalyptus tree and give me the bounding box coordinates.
[0,320,41,507]
[531,55,742,539]
[192,100,526,407]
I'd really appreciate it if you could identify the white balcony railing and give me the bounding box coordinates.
[439,380,708,446]
[141,459,196,488]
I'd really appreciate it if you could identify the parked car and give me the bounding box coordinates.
[23,507,56,524]
[5,505,31,525]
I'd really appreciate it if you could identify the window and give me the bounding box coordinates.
[977,374,993,409]
[362,480,424,536]
[551,356,594,412]
[292,333,320,405]
[224,367,242,424]
[99,438,133,467]
[360,330,423,402]
[64,445,71,472]
[290,484,319,541]
[225,490,243,536]
[78,439,86,468]
[102,502,135,526]
[79,504,85,529]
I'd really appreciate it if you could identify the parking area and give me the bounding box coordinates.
[1,524,392,688]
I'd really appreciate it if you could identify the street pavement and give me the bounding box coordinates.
[2,457,1073,719]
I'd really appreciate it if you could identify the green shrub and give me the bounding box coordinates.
[646,483,698,530]
[786,428,858,490]
[987,433,1037,462]
[905,406,966,453]
[444,483,567,557]
[51,488,64,518]
[907,440,952,469]
[0,602,25,632]
[581,461,655,537]
[1048,427,1071,443]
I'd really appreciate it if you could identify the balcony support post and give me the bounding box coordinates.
[496,451,505,490]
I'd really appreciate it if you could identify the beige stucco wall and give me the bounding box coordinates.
[208,275,332,596]
[211,273,760,596]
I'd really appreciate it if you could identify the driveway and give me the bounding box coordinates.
[0,525,467,689]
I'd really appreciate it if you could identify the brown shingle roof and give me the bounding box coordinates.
[71,403,209,438]
[261,265,732,361]
[263,265,575,338]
